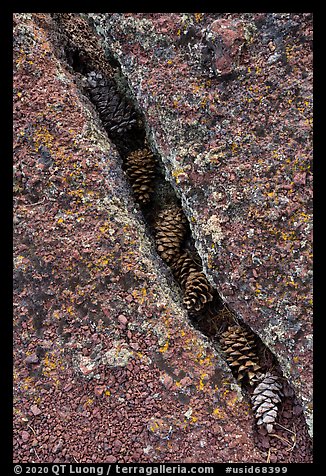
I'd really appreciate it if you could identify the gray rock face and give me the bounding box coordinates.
[88,13,313,434]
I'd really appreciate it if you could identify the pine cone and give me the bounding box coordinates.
[154,205,187,264]
[251,372,283,433]
[172,252,213,311]
[220,325,261,385]
[87,72,137,135]
[124,148,156,204]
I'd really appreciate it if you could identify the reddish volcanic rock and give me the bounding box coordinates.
[207,18,246,76]
[89,12,313,438]
[13,13,268,464]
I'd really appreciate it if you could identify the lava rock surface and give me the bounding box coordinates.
[13,13,273,463]
[88,12,313,434]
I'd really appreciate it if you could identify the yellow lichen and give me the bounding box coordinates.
[22,376,34,391]
[159,340,169,353]
[33,125,55,153]
[149,421,159,432]
[52,310,61,320]
[84,398,94,406]
[197,373,208,391]
[198,356,212,366]
[172,168,185,184]
[213,408,224,418]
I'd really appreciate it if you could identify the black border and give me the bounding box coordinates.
[6,4,321,471]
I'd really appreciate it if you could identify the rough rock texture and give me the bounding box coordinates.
[13,13,266,463]
[89,12,313,432]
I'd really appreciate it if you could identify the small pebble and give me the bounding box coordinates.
[21,431,30,442]
[30,405,42,416]
[25,354,39,364]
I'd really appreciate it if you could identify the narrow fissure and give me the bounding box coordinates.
[52,13,312,462]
